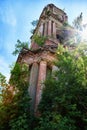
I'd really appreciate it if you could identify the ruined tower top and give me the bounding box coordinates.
[40,3,68,24]
[30,4,70,50]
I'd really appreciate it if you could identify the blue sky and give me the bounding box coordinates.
[0,0,87,80]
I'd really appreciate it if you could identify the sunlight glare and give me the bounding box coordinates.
[81,17,87,42]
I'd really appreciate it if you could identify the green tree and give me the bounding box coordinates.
[72,13,83,43]
[0,63,31,130]
[30,20,38,34]
[73,12,83,30]
[31,20,38,27]
[0,72,7,87]
[12,39,29,56]
[0,72,7,103]
[0,72,13,130]
[9,63,31,130]
[36,45,87,130]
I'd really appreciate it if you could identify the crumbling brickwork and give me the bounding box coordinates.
[17,4,75,113]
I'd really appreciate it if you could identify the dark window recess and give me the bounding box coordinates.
[47,22,49,36]
[29,65,32,77]
[42,23,45,36]
[51,21,54,35]
[56,34,63,43]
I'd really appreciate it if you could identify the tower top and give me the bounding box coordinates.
[31,4,74,50]
[42,3,67,16]
[33,3,68,35]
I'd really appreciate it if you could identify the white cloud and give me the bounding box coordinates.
[0,5,17,27]
[0,56,10,81]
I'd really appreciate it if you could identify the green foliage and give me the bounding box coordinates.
[73,12,83,30]
[9,113,29,130]
[30,20,38,34]
[30,29,35,34]
[0,72,7,87]
[37,45,87,130]
[63,21,69,27]
[31,20,38,27]
[0,73,13,129]
[10,63,29,87]
[72,13,83,44]
[34,113,76,130]
[0,43,87,129]
[0,72,8,104]
[33,35,47,46]
[12,39,29,56]
[9,63,30,129]
[0,63,31,130]
[45,10,51,16]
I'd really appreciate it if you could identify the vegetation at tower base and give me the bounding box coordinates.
[0,73,13,129]
[12,39,29,56]
[0,5,87,129]
[0,46,87,130]
[35,45,87,130]
[0,63,32,130]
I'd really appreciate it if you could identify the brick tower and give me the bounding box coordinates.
[17,4,74,113]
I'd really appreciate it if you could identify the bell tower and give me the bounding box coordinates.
[17,4,74,114]
[31,4,68,50]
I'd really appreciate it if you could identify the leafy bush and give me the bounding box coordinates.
[37,45,87,130]
[0,63,31,130]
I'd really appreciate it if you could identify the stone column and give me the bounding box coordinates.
[28,63,39,112]
[53,22,56,38]
[35,61,47,112]
[48,20,51,36]
[44,22,47,36]
[39,23,43,36]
